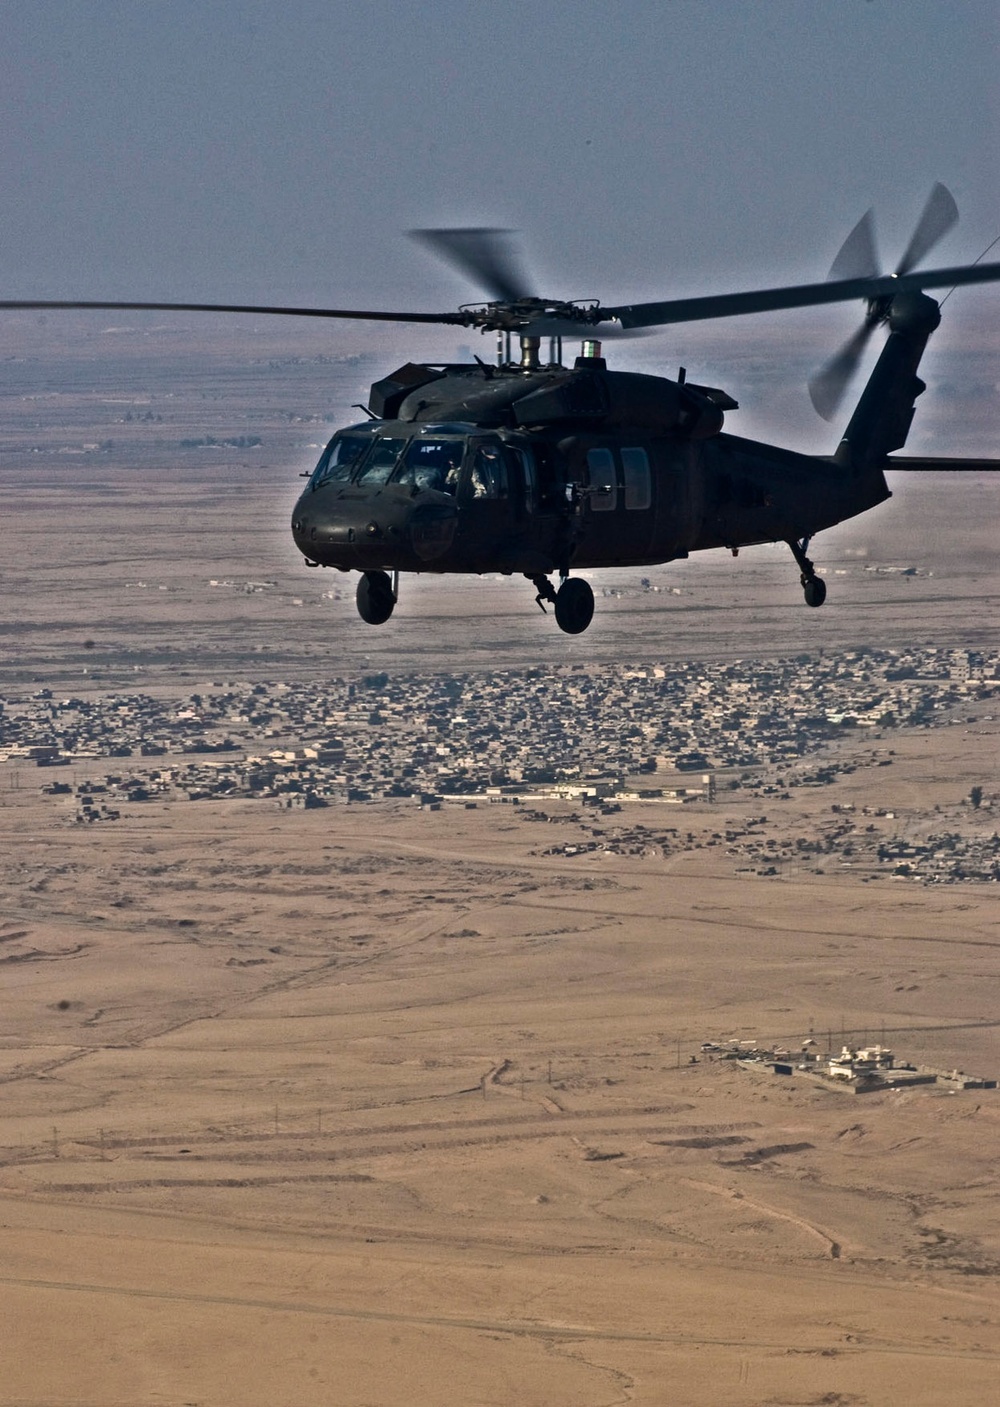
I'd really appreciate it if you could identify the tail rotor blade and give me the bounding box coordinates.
[895,182,958,275]
[827,208,879,282]
[808,321,877,420]
[809,184,958,420]
[407,227,534,302]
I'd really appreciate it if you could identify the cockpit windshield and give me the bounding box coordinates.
[354,436,408,487]
[390,438,465,494]
[309,430,374,490]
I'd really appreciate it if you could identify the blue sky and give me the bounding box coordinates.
[3,1,998,307]
[2,1,998,454]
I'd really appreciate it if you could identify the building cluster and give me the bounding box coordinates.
[520,798,999,884]
[703,1039,996,1092]
[0,647,995,872]
[721,804,1000,884]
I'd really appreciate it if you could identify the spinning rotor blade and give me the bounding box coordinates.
[3,188,995,351]
[895,181,958,275]
[806,183,962,420]
[808,208,885,419]
[8,260,999,336]
[827,208,879,282]
[808,320,877,420]
[407,227,533,302]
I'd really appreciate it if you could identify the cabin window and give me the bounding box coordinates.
[391,438,464,494]
[354,436,408,487]
[507,446,536,514]
[309,432,373,489]
[467,444,509,500]
[621,447,651,510]
[586,447,617,511]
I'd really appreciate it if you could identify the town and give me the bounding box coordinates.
[1,643,996,885]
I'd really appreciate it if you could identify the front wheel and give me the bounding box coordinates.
[356,570,396,625]
[554,577,594,634]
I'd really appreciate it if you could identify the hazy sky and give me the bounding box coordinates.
[4,0,999,313]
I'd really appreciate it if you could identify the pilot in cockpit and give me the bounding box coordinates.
[398,439,464,494]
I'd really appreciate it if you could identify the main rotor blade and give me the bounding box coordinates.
[807,321,877,421]
[7,247,998,335]
[407,227,533,302]
[827,208,879,282]
[0,298,467,325]
[602,259,1000,330]
[896,182,958,276]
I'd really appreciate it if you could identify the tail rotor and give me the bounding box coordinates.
[808,183,959,420]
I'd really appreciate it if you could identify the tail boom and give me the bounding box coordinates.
[834,290,941,471]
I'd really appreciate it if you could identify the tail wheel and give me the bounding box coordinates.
[554,577,594,634]
[356,570,396,625]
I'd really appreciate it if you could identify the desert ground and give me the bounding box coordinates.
[1,319,998,1405]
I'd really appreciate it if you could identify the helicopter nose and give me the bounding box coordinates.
[292,486,455,567]
[292,494,397,560]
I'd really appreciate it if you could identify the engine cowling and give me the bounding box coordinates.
[514,369,730,437]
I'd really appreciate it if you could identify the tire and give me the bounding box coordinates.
[554,577,595,634]
[803,577,827,608]
[356,570,396,625]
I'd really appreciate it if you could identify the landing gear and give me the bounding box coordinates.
[529,573,559,613]
[555,577,595,634]
[787,538,827,609]
[528,573,595,634]
[356,569,396,625]
[803,576,827,608]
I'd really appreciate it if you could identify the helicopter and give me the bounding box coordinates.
[4,184,999,635]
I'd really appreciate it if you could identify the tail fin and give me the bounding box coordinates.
[833,291,941,470]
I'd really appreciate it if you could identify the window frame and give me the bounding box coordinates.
[586,447,618,512]
[508,445,536,514]
[462,442,509,502]
[390,437,466,494]
[621,446,652,511]
[309,428,377,490]
[353,434,410,487]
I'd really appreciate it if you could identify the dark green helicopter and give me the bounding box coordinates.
[6,185,999,634]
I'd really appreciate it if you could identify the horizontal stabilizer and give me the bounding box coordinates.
[885,457,1000,472]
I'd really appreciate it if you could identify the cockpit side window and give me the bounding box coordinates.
[309,432,372,490]
[391,438,465,494]
[465,443,508,500]
[507,445,535,514]
[354,436,408,487]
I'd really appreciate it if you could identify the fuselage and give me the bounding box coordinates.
[290,369,891,581]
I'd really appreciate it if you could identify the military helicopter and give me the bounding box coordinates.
[5,185,999,634]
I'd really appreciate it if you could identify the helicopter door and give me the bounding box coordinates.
[457,439,519,568]
[501,443,549,521]
[585,445,655,562]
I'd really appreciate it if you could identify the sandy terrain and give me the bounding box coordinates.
[0,322,998,1405]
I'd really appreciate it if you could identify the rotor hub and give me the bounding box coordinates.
[456,297,604,333]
